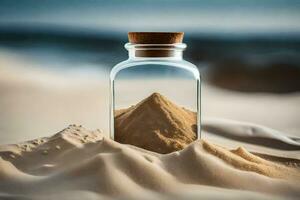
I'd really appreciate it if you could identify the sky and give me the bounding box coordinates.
[0,0,300,35]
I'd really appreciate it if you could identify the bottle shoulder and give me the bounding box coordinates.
[110,58,199,80]
[113,58,196,66]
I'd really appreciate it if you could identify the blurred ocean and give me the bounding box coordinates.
[0,25,299,92]
[0,0,300,93]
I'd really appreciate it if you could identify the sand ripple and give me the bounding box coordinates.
[0,125,299,200]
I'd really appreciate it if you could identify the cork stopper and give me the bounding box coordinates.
[128,32,184,44]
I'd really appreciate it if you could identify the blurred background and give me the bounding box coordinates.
[0,0,300,144]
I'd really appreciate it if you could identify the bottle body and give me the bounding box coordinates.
[110,43,201,153]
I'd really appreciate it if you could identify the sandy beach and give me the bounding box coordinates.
[1,51,300,199]
[0,124,300,200]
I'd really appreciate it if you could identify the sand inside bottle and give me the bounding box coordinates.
[114,92,197,153]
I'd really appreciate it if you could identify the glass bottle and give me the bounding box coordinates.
[110,32,200,153]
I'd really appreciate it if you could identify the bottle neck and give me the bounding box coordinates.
[125,43,186,60]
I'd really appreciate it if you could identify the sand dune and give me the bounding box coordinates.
[203,118,300,150]
[0,125,299,200]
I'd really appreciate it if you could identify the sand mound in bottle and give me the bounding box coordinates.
[115,93,197,153]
